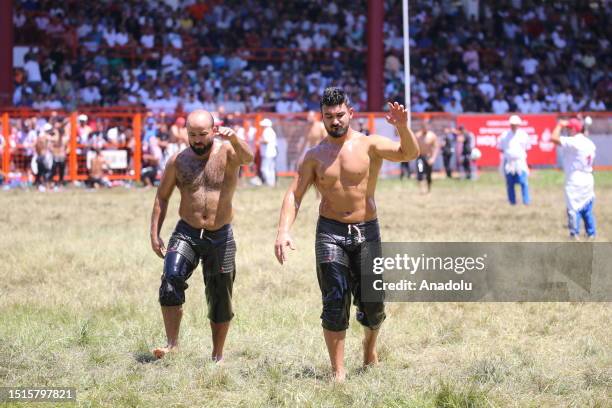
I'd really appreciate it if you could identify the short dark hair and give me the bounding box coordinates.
[320,87,351,111]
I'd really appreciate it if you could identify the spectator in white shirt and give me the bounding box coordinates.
[80,85,102,104]
[141,29,155,48]
[462,44,480,72]
[167,32,183,49]
[551,118,597,238]
[443,98,464,114]
[259,118,277,186]
[161,51,183,75]
[497,115,531,205]
[521,53,539,76]
[23,54,42,83]
[13,11,26,28]
[517,94,533,113]
[477,76,495,100]
[491,94,510,114]
[183,94,203,112]
[588,97,606,111]
[556,89,573,112]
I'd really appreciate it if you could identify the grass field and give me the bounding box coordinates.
[1,170,611,407]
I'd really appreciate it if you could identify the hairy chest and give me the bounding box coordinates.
[176,156,225,191]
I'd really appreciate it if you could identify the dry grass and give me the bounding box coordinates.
[1,170,611,407]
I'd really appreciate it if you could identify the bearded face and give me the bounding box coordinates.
[187,126,216,156]
[189,140,213,156]
[321,103,352,138]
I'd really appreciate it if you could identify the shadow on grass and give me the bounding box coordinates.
[133,351,157,364]
[293,366,328,381]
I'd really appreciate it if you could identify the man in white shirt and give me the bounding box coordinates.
[491,94,510,114]
[551,118,596,239]
[259,118,277,186]
[497,115,531,205]
[23,55,42,83]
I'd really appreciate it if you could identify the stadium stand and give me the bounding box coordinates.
[11,0,611,114]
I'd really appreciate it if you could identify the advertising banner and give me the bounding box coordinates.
[456,114,557,167]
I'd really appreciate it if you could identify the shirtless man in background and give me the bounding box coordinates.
[295,111,328,196]
[274,87,419,381]
[415,122,439,194]
[296,110,327,165]
[34,124,52,190]
[88,149,110,189]
[150,109,253,360]
[50,122,69,188]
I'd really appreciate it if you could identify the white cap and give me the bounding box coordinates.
[107,127,118,140]
[259,118,272,127]
[509,115,522,125]
[42,123,53,131]
[78,114,88,122]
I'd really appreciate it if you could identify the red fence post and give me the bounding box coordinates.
[2,112,9,177]
[133,113,142,182]
[69,112,77,181]
[368,113,375,134]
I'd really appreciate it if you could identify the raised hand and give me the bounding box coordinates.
[385,102,409,127]
[216,126,237,141]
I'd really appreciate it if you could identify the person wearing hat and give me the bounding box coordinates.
[77,114,92,145]
[497,115,531,205]
[259,118,277,186]
[551,118,597,239]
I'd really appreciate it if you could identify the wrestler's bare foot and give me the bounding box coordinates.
[211,355,224,365]
[152,345,177,359]
[331,369,346,383]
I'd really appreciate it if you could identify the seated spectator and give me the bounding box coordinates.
[87,149,111,189]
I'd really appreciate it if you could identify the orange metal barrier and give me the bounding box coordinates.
[1,109,610,184]
[0,110,143,183]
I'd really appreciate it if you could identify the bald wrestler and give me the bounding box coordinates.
[150,109,254,361]
[274,87,419,381]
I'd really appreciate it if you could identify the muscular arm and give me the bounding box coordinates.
[228,133,254,165]
[370,123,420,162]
[219,126,254,166]
[372,102,419,162]
[274,156,316,264]
[150,154,177,258]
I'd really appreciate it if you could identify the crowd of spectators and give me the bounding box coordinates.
[1,111,263,190]
[11,0,612,114]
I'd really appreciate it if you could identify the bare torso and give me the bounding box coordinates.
[174,142,238,230]
[50,133,67,159]
[306,131,381,223]
[35,134,48,155]
[417,131,437,158]
[91,156,106,178]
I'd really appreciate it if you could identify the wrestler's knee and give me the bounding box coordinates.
[356,302,386,330]
[159,251,194,306]
[318,262,350,331]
